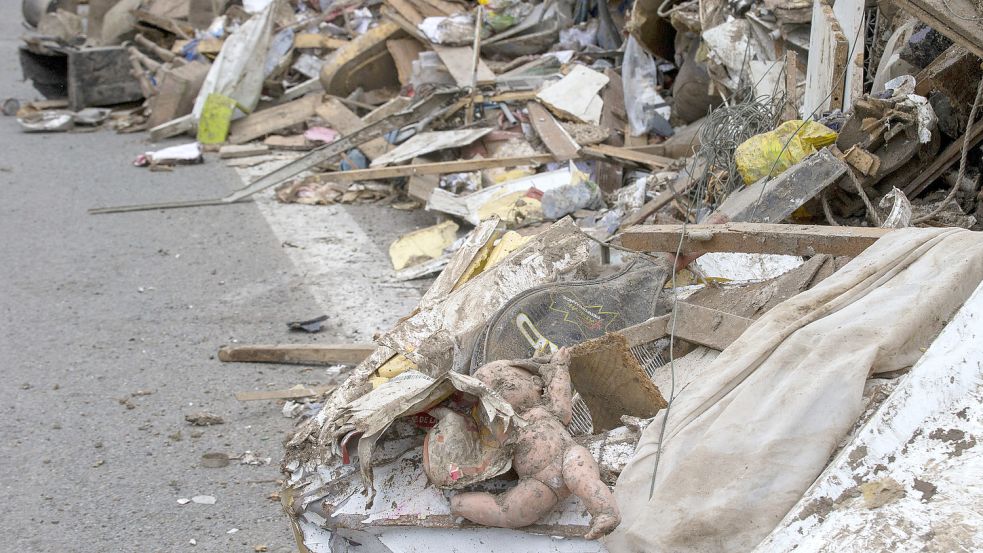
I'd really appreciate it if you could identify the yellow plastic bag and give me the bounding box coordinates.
[197,93,238,144]
[734,120,837,184]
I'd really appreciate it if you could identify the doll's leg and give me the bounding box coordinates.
[450,477,559,528]
[562,445,621,539]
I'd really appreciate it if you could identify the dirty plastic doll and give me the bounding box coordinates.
[451,348,621,540]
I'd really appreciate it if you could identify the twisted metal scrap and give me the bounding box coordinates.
[687,94,783,217]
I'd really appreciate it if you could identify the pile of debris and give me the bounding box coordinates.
[12,0,983,235]
[11,0,983,550]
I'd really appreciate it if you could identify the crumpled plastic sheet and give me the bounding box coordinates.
[622,36,672,137]
[192,2,275,122]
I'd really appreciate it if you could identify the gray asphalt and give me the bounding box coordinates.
[1,22,330,553]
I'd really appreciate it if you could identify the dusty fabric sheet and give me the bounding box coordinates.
[604,227,983,553]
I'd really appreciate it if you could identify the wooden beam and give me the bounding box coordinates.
[218,343,375,365]
[619,223,892,257]
[228,94,322,145]
[620,302,754,351]
[801,1,848,116]
[893,0,983,59]
[526,101,580,161]
[580,144,674,169]
[234,384,336,401]
[315,97,390,161]
[313,154,555,182]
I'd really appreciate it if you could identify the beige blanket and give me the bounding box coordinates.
[605,227,983,552]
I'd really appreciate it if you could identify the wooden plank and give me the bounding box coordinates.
[386,38,426,86]
[219,144,270,159]
[783,51,799,121]
[149,113,195,141]
[620,302,754,351]
[294,33,350,50]
[414,0,460,16]
[580,144,673,169]
[433,45,496,87]
[833,0,865,112]
[218,343,376,365]
[314,154,555,182]
[228,94,322,145]
[234,384,335,401]
[620,223,892,257]
[893,0,983,59]
[264,135,313,150]
[407,173,440,202]
[384,0,424,25]
[801,1,848,117]
[903,118,983,198]
[596,68,626,193]
[600,68,627,136]
[315,97,389,161]
[714,148,848,223]
[526,101,580,161]
[147,61,209,129]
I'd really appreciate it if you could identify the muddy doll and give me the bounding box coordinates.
[450,348,620,540]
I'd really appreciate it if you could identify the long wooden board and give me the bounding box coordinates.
[314,154,555,182]
[526,101,580,161]
[580,144,674,169]
[801,1,849,117]
[228,94,322,145]
[315,97,390,160]
[620,223,892,257]
[218,343,375,365]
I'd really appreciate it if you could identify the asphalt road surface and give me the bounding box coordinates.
[1,14,429,553]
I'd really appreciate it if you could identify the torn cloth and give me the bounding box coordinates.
[605,227,983,552]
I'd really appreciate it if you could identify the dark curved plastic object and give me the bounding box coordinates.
[469,257,670,372]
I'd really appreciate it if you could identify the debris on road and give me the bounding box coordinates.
[200,452,230,468]
[286,314,328,333]
[184,411,224,426]
[11,0,983,550]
